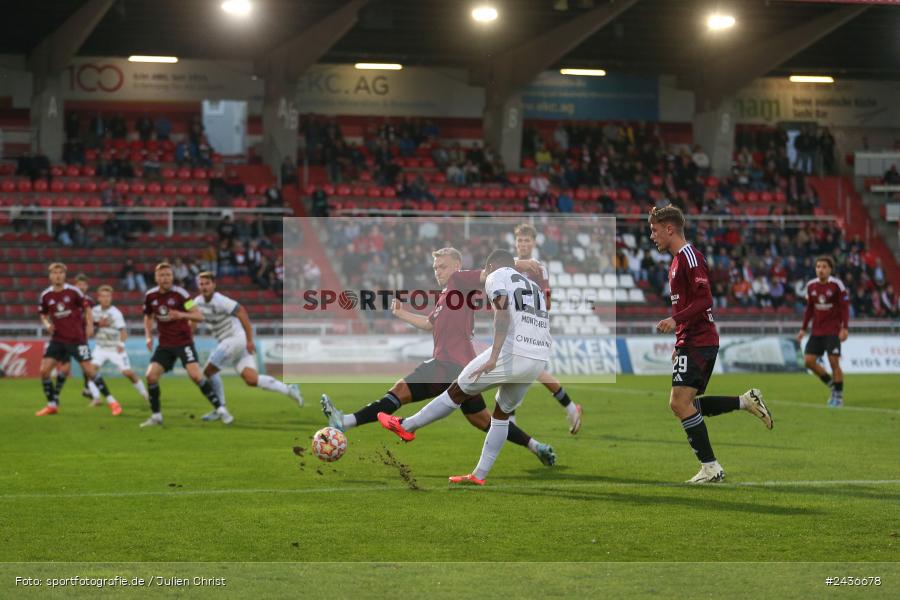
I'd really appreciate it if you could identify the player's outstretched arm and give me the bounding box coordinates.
[391,299,433,331]
[83,307,94,339]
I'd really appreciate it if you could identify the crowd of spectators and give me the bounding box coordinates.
[112,216,283,297]
[616,221,897,319]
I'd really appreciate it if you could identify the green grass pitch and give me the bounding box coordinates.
[1,373,898,598]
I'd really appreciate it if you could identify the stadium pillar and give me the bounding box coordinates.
[261,78,298,182]
[483,94,523,172]
[257,0,369,180]
[478,0,640,170]
[30,74,65,161]
[27,0,116,161]
[692,100,735,178]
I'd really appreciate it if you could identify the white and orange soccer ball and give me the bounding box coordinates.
[311,427,348,462]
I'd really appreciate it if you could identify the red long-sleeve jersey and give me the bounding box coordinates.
[669,243,719,348]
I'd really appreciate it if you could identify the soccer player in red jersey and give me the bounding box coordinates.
[796,256,849,407]
[649,207,773,483]
[320,247,556,466]
[36,263,119,416]
[514,224,583,433]
[141,262,231,428]
[53,273,101,402]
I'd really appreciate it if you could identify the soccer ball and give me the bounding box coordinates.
[311,427,348,462]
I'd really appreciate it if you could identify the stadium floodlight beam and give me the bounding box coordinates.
[560,68,607,77]
[789,75,835,84]
[221,0,252,17]
[128,55,179,63]
[707,14,736,31]
[354,63,403,70]
[472,6,499,23]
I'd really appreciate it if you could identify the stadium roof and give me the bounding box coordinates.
[1,0,899,80]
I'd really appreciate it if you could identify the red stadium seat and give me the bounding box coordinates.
[33,180,48,192]
[65,181,81,193]
[177,168,191,180]
[16,180,32,193]
[178,183,194,195]
[82,181,97,193]
[65,165,80,177]
[163,183,178,195]
[130,182,146,195]
[147,182,162,194]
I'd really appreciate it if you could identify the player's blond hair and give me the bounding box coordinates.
[75,273,89,283]
[198,271,216,282]
[48,262,67,273]
[97,285,113,294]
[514,224,537,239]
[648,205,685,231]
[155,262,173,272]
[431,247,462,263]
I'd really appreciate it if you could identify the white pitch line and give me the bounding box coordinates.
[608,387,900,414]
[2,479,899,501]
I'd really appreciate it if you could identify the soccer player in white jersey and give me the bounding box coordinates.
[89,285,149,410]
[379,249,552,486]
[193,271,302,421]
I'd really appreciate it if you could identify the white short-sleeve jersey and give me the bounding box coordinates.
[194,292,245,343]
[484,266,552,361]
[91,305,126,349]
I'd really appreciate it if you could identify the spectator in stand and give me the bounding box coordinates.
[172,257,191,288]
[197,135,213,168]
[303,258,322,290]
[311,187,329,217]
[818,128,836,175]
[732,277,754,307]
[216,239,236,277]
[110,113,127,139]
[200,244,218,275]
[553,124,569,152]
[529,171,550,203]
[281,157,297,186]
[218,215,236,244]
[175,140,188,167]
[273,257,285,296]
[247,241,262,273]
[852,282,873,318]
[90,112,106,146]
[446,162,465,186]
[879,283,897,318]
[432,144,450,169]
[65,112,83,142]
[136,114,154,141]
[154,114,172,141]
[535,144,553,172]
[120,259,147,292]
[691,144,711,175]
[253,255,274,290]
[883,164,900,185]
[223,170,245,198]
[102,215,125,246]
[233,242,247,275]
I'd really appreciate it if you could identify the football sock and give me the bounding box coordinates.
[506,421,532,448]
[106,395,118,405]
[526,438,540,453]
[133,379,148,399]
[342,414,358,429]
[148,383,161,413]
[553,386,572,408]
[833,381,843,392]
[257,374,290,395]
[87,379,100,399]
[819,373,833,387]
[694,396,740,417]
[197,377,222,408]
[42,378,57,406]
[402,391,457,432]
[681,410,716,463]
[54,373,67,395]
[210,373,226,405]
[353,392,401,427]
[473,418,509,480]
[92,375,112,398]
